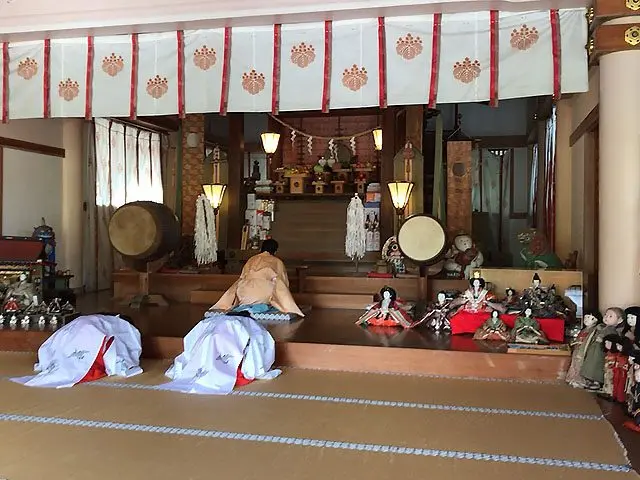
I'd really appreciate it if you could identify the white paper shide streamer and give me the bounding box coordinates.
[345,194,366,261]
[194,194,218,265]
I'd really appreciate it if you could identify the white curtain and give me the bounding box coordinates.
[92,118,164,291]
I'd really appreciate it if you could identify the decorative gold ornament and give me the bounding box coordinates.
[627,0,640,12]
[587,38,595,56]
[586,7,595,25]
[625,26,640,46]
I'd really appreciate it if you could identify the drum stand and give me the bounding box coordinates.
[120,263,169,309]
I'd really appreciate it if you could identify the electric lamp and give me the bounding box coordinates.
[202,183,227,214]
[372,128,383,151]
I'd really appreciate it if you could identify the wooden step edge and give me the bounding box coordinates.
[190,290,373,309]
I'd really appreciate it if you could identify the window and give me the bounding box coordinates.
[94,118,163,207]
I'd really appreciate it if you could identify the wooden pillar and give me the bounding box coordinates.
[535,120,546,231]
[446,141,472,238]
[267,115,283,179]
[180,114,205,235]
[405,105,424,215]
[380,108,397,243]
[227,114,245,249]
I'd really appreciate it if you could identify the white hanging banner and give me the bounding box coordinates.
[559,9,589,95]
[137,32,180,116]
[279,22,326,112]
[8,41,45,120]
[227,26,274,112]
[330,19,379,110]
[50,38,89,118]
[184,29,226,114]
[499,11,554,100]
[437,12,492,104]
[385,15,435,106]
[92,35,134,117]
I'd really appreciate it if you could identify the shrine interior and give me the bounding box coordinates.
[0,2,639,479]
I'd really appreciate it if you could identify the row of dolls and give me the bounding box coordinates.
[565,307,640,432]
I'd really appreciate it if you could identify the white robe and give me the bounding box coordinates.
[11,314,143,388]
[160,314,281,395]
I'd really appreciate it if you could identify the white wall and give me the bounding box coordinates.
[2,148,63,240]
[0,119,84,289]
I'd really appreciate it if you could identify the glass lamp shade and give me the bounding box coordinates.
[372,128,383,151]
[388,182,414,210]
[203,184,227,210]
[260,132,281,154]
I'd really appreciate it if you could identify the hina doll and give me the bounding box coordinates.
[600,334,621,400]
[449,272,503,320]
[510,308,549,344]
[624,360,640,433]
[502,288,522,314]
[473,310,509,341]
[413,291,451,331]
[623,306,640,344]
[613,338,631,403]
[565,311,602,388]
[357,286,413,329]
[581,307,625,390]
[3,296,20,313]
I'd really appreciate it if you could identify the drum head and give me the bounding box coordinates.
[109,204,156,257]
[397,214,447,264]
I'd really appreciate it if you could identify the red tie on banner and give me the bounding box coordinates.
[129,33,139,119]
[219,27,232,116]
[43,39,51,119]
[1,42,8,123]
[85,36,94,120]
[177,30,185,119]
[321,20,332,114]
[377,17,388,109]
[489,11,499,107]
[271,24,282,115]
[428,14,442,109]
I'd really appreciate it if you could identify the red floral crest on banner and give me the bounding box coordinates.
[453,57,481,84]
[396,33,423,60]
[58,78,80,101]
[290,42,316,68]
[510,25,540,51]
[17,57,38,80]
[342,64,368,91]
[146,75,169,99]
[102,53,125,77]
[242,69,266,95]
[193,45,216,70]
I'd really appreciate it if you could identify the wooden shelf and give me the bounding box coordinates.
[255,193,355,200]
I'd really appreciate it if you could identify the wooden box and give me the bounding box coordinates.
[289,174,307,194]
[331,181,345,194]
[312,182,326,194]
[274,182,285,194]
[355,181,367,195]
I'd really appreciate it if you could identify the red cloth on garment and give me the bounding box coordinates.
[613,353,629,403]
[77,336,114,384]
[450,311,565,342]
[235,360,254,387]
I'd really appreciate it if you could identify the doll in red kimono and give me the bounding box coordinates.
[613,340,631,404]
[600,334,629,401]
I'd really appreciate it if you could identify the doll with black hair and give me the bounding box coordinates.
[565,310,602,388]
[612,336,631,403]
[473,309,509,341]
[449,271,503,315]
[623,306,640,344]
[510,307,549,344]
[357,286,413,329]
[624,355,640,433]
[502,288,523,314]
[600,334,624,400]
[413,291,452,332]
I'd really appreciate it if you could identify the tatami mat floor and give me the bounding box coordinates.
[0,352,636,480]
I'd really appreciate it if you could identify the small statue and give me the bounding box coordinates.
[517,228,563,269]
[565,311,602,388]
[502,287,522,314]
[580,307,624,391]
[624,359,640,433]
[413,291,451,331]
[9,314,17,326]
[3,296,21,313]
[381,236,406,276]
[612,338,630,403]
[600,334,621,400]
[623,306,640,344]
[450,271,503,316]
[48,298,62,314]
[510,308,549,344]
[473,310,509,341]
[4,273,35,309]
[443,234,484,279]
[356,286,413,329]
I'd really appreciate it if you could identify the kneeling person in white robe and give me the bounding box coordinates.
[159,314,280,395]
[11,314,143,389]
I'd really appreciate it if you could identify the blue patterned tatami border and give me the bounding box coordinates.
[87,380,603,421]
[0,412,630,473]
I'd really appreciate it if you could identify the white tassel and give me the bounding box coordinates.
[345,194,366,261]
[194,194,218,265]
[307,136,313,156]
[349,136,356,156]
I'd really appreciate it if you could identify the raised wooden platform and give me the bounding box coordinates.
[0,295,570,383]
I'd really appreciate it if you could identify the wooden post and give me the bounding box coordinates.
[380,108,397,244]
[406,105,424,215]
[296,265,308,293]
[227,114,245,249]
[446,141,473,237]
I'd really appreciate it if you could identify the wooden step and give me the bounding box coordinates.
[190,290,373,309]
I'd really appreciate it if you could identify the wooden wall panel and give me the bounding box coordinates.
[180,114,205,235]
[446,141,473,237]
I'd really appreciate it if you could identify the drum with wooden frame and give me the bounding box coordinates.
[397,214,448,302]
